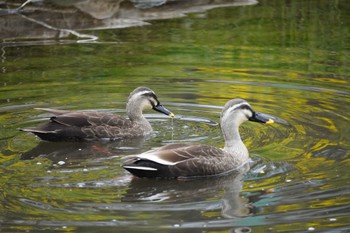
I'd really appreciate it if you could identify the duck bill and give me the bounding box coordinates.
[249,112,274,124]
[153,105,174,117]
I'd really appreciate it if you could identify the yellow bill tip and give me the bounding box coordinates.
[169,113,175,118]
[266,119,274,124]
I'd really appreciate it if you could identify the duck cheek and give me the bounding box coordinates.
[141,101,153,111]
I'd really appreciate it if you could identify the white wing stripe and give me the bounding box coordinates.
[123,166,157,171]
[137,153,180,166]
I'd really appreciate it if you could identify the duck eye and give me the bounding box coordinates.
[142,92,157,100]
[240,105,250,110]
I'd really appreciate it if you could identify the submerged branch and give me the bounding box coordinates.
[17,0,32,11]
[19,14,98,43]
[0,0,31,15]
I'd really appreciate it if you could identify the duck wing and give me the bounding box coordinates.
[21,110,135,141]
[139,144,224,165]
[122,143,236,179]
[51,111,131,128]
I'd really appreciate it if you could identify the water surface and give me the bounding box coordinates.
[1,0,350,232]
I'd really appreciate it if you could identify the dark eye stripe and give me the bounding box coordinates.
[141,92,156,99]
[230,103,252,111]
[223,103,254,119]
[141,92,159,107]
[237,104,252,111]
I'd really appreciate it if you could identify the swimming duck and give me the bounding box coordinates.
[21,87,174,141]
[122,98,275,179]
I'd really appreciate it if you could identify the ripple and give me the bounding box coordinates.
[245,155,294,180]
[205,79,350,96]
[2,82,350,233]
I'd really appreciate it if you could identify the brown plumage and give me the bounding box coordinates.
[21,87,174,141]
[122,98,276,179]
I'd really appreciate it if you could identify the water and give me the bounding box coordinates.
[1,0,350,232]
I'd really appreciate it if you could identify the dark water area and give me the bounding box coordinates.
[1,0,349,232]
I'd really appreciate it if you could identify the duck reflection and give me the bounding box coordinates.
[121,164,259,218]
[20,137,147,162]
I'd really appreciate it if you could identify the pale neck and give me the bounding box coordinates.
[126,100,142,121]
[221,120,249,160]
[126,101,152,131]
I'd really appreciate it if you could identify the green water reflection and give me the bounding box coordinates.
[1,0,350,232]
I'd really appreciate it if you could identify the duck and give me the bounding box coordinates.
[21,86,174,141]
[122,98,275,179]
